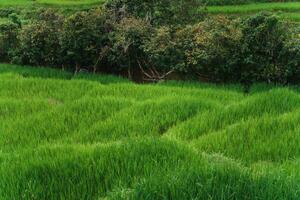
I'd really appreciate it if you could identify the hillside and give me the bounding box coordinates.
[0,0,105,7]
[208,2,300,21]
[0,0,299,21]
[0,64,300,199]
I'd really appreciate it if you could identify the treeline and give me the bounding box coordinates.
[0,0,299,85]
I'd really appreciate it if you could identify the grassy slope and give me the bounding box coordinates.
[0,0,105,7]
[207,2,300,13]
[207,2,300,21]
[0,64,300,199]
[0,0,299,22]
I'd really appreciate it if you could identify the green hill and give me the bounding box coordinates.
[0,0,299,22]
[1,64,300,199]
[0,0,105,7]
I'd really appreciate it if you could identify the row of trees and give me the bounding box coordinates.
[0,0,299,85]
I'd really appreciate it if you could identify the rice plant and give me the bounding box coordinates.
[1,64,300,199]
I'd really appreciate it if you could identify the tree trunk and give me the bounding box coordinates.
[128,66,132,80]
[75,63,80,75]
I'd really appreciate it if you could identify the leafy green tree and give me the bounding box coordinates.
[0,21,19,62]
[105,0,205,25]
[240,12,288,84]
[142,26,178,81]
[177,16,242,82]
[108,17,153,79]
[278,35,300,84]
[16,9,63,66]
[60,8,110,73]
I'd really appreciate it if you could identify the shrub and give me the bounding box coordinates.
[0,7,299,86]
[0,21,19,62]
[60,8,110,73]
[0,8,19,18]
[16,9,63,66]
[193,17,241,82]
[173,16,242,82]
[141,16,242,82]
[278,37,300,83]
[142,26,181,81]
[239,12,290,84]
[105,0,205,25]
[108,17,153,79]
[201,0,299,6]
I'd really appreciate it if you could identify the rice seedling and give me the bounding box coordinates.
[1,63,300,199]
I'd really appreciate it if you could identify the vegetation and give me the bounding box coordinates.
[1,7,298,86]
[0,0,105,7]
[1,64,300,199]
[203,0,300,6]
[207,2,300,13]
[0,0,300,199]
[206,2,300,22]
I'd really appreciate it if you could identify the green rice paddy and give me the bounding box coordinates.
[207,2,300,14]
[1,64,300,199]
[0,1,299,22]
[0,0,105,7]
[207,2,300,21]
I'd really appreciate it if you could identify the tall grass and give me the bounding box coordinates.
[0,0,105,7]
[207,2,300,14]
[1,64,300,199]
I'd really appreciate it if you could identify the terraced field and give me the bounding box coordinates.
[0,0,105,7]
[0,64,300,199]
[0,0,299,22]
[207,2,300,21]
[207,2,300,13]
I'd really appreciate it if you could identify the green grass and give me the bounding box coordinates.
[0,0,300,22]
[206,2,300,21]
[207,2,300,14]
[1,63,300,199]
[0,0,105,8]
[279,12,300,21]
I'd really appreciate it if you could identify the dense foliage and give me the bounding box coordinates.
[0,1,299,86]
[16,10,63,66]
[104,0,204,25]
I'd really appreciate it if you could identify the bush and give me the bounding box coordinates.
[278,37,300,83]
[142,13,300,85]
[0,8,19,18]
[201,0,299,6]
[142,26,180,81]
[239,12,290,84]
[183,16,242,82]
[60,8,110,73]
[0,7,299,86]
[108,16,153,79]
[105,0,205,25]
[16,10,63,66]
[0,21,19,62]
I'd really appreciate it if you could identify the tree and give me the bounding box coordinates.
[0,21,19,62]
[178,16,242,82]
[16,9,63,66]
[108,17,153,79]
[240,12,289,85]
[105,0,205,25]
[60,8,110,73]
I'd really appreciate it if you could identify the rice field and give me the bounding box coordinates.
[1,64,300,199]
[0,0,105,7]
[0,0,299,22]
[206,2,300,21]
